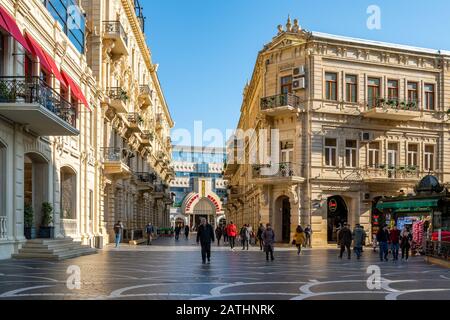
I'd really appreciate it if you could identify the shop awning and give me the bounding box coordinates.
[0,6,31,53]
[24,33,53,74]
[61,71,90,111]
[42,49,64,85]
[376,199,439,211]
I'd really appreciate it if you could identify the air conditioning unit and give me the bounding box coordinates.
[293,66,306,77]
[360,132,373,142]
[293,77,306,90]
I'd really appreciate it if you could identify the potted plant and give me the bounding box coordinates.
[24,204,36,240]
[38,202,54,239]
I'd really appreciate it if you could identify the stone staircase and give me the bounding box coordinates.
[12,238,98,261]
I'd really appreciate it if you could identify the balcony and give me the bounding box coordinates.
[228,186,244,201]
[0,77,78,136]
[139,85,153,108]
[251,162,305,185]
[126,112,143,133]
[133,172,156,192]
[107,87,128,113]
[153,183,169,199]
[103,21,129,56]
[134,0,146,33]
[139,130,153,147]
[102,147,132,178]
[260,93,301,116]
[362,98,421,121]
[362,165,421,183]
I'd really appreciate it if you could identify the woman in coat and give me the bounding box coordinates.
[400,227,413,261]
[262,223,275,261]
[294,225,306,255]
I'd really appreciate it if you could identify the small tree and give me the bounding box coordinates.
[41,202,53,227]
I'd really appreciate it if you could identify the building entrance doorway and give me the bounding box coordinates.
[327,196,348,243]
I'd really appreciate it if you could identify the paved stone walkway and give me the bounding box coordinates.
[0,236,449,300]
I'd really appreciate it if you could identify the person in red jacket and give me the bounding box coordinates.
[227,221,238,250]
[389,225,401,261]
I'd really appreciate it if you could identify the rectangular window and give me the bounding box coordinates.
[407,144,418,167]
[407,82,419,103]
[345,75,357,103]
[424,145,435,171]
[368,78,381,108]
[368,142,380,168]
[425,84,435,110]
[387,80,399,101]
[281,76,292,94]
[325,138,337,167]
[325,72,338,101]
[345,140,357,168]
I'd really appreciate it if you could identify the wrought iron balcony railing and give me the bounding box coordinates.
[261,93,301,111]
[367,98,420,111]
[252,162,298,178]
[139,85,153,98]
[0,76,77,128]
[134,172,156,184]
[134,0,146,33]
[101,147,132,163]
[363,164,421,179]
[103,21,128,46]
[107,87,129,102]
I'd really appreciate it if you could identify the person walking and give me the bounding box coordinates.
[400,227,413,261]
[257,223,265,251]
[227,221,237,250]
[196,218,215,264]
[390,225,401,261]
[240,224,250,250]
[304,225,313,248]
[294,225,306,255]
[377,224,391,262]
[113,221,123,248]
[145,222,154,245]
[222,225,228,244]
[184,225,190,240]
[215,225,223,246]
[338,223,353,259]
[174,225,181,241]
[352,224,366,260]
[262,223,275,261]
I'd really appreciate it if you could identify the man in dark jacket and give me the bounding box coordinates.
[196,218,215,264]
[338,223,353,259]
[184,225,190,240]
[377,224,391,262]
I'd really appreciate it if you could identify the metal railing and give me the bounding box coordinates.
[127,112,143,125]
[134,0,145,33]
[261,93,301,111]
[363,165,421,179]
[0,216,6,240]
[367,98,420,111]
[425,241,450,261]
[0,76,77,128]
[252,162,298,178]
[103,21,128,46]
[102,147,130,162]
[107,87,128,102]
[134,172,156,184]
[139,85,153,98]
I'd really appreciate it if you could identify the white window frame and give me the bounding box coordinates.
[407,144,418,167]
[424,145,435,172]
[324,138,337,167]
[345,140,357,168]
[368,142,380,168]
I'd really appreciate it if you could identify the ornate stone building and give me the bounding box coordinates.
[82,0,174,243]
[0,0,173,259]
[225,17,450,246]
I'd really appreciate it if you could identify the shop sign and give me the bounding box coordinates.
[328,199,338,213]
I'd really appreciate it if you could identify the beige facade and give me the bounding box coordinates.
[225,17,450,246]
[0,0,173,259]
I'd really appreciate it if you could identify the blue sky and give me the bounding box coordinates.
[143,0,450,147]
